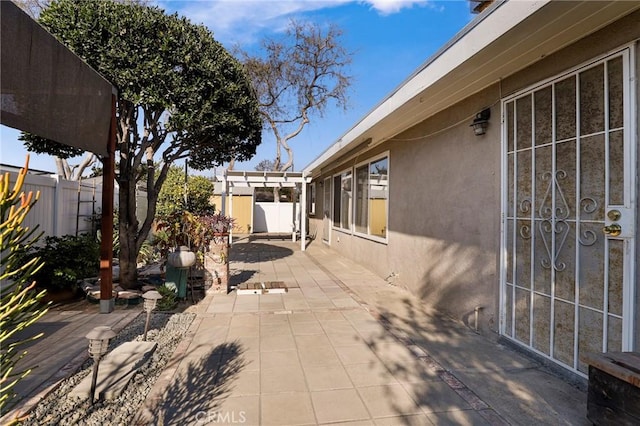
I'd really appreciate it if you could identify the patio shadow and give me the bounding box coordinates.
[229,242,294,264]
[155,341,246,424]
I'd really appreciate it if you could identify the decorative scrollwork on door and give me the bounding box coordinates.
[580,197,598,214]
[537,170,570,271]
[519,198,532,215]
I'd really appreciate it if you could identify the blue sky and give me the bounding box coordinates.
[0,0,474,174]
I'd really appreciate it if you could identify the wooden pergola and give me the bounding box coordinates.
[216,170,312,251]
[1,2,117,313]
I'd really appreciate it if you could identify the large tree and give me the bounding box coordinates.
[237,20,352,176]
[25,0,261,288]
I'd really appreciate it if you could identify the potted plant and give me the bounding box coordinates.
[155,211,236,294]
[154,211,197,260]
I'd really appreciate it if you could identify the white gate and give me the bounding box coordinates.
[253,202,299,233]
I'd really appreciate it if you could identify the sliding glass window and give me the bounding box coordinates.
[355,156,388,238]
[333,170,352,230]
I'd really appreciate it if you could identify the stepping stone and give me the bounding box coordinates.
[263,281,288,294]
[70,341,157,401]
[237,282,263,295]
[237,281,288,295]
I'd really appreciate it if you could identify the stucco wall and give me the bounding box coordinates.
[311,85,502,332]
[387,87,502,333]
[309,11,640,337]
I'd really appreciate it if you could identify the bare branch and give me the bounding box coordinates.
[74,152,97,179]
[240,19,353,173]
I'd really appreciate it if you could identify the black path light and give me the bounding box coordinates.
[142,290,162,341]
[86,326,116,404]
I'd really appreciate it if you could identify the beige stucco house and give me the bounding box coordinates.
[302,1,640,378]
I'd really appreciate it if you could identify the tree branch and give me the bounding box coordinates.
[74,152,97,179]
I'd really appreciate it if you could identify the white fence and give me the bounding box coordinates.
[1,167,148,238]
[253,202,299,233]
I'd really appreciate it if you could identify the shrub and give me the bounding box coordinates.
[156,284,177,311]
[155,212,236,255]
[156,166,215,218]
[22,234,100,292]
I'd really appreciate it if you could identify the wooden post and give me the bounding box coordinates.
[99,94,117,313]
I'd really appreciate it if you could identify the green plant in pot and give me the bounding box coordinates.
[154,211,198,262]
[156,212,235,250]
[198,213,236,244]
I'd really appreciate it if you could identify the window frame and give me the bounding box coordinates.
[353,152,389,243]
[332,168,352,231]
[307,182,316,215]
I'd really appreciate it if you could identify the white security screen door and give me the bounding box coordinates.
[501,48,636,375]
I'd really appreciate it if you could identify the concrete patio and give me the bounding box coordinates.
[136,240,588,425]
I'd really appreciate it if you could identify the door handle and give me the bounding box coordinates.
[603,224,622,237]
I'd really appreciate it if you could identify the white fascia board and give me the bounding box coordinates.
[303,0,549,175]
[215,172,310,188]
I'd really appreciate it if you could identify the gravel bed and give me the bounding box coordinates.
[25,312,195,426]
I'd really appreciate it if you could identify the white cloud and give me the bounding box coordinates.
[363,0,430,15]
[157,1,345,44]
[156,1,431,45]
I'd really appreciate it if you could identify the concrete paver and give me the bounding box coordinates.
[6,239,588,425]
[134,240,588,425]
[311,388,370,424]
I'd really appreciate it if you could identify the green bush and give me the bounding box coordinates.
[157,166,215,218]
[22,234,100,292]
[156,284,178,311]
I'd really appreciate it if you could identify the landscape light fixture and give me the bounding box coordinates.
[471,108,491,136]
[142,290,162,340]
[86,326,116,404]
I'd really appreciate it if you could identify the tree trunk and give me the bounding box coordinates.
[117,175,140,289]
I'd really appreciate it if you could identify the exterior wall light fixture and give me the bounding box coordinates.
[471,108,491,136]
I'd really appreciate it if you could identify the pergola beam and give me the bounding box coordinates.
[217,170,311,251]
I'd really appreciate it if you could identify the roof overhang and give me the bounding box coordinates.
[303,0,640,176]
[0,1,115,157]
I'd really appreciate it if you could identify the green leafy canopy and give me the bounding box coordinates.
[36,0,262,168]
[30,0,262,288]
[157,166,215,218]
